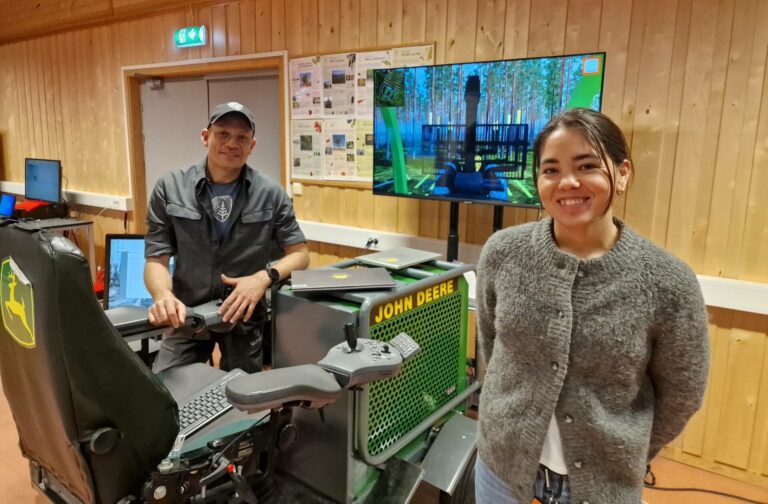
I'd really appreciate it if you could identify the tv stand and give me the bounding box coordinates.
[493,205,504,233]
[447,202,460,262]
[445,203,504,263]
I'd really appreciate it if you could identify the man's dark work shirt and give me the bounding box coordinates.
[145,157,306,306]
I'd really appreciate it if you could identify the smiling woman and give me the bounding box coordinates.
[474,109,710,504]
[532,109,632,259]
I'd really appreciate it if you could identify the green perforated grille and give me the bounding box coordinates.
[366,287,466,458]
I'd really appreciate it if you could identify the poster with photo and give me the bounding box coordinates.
[355,50,391,116]
[354,119,374,181]
[290,56,322,118]
[321,53,356,116]
[323,118,357,180]
[291,120,324,179]
[392,45,434,67]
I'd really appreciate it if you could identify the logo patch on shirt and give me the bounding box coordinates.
[212,196,233,222]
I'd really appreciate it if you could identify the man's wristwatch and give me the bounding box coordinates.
[266,267,280,286]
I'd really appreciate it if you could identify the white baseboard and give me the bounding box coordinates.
[299,219,768,316]
[298,219,483,264]
[0,181,132,211]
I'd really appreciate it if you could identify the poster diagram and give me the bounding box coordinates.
[290,56,322,118]
[355,50,392,117]
[323,118,357,180]
[289,45,435,182]
[291,120,323,180]
[321,53,356,116]
[392,45,434,67]
[354,119,374,180]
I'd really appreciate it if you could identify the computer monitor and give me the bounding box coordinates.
[104,234,175,309]
[0,193,16,218]
[25,158,62,204]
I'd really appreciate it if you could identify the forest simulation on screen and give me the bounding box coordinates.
[372,53,605,207]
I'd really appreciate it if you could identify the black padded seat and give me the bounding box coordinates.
[0,227,179,503]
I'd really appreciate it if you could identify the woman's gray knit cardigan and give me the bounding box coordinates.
[476,218,709,504]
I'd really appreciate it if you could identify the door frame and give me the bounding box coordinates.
[121,51,288,233]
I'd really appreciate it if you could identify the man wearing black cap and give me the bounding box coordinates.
[144,101,309,373]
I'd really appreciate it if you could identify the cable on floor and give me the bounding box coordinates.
[644,465,768,504]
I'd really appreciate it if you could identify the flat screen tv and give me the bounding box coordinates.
[373,52,605,207]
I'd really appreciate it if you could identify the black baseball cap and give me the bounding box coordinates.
[208,102,256,131]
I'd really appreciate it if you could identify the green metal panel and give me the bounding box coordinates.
[365,278,468,458]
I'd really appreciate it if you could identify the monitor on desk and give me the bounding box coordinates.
[25,158,62,204]
[104,234,175,310]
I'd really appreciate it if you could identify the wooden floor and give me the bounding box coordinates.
[2,380,767,504]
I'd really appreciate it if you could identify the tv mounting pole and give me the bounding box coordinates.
[447,202,460,262]
[493,205,504,233]
[446,75,482,263]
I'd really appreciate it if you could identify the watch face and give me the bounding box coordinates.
[268,268,280,282]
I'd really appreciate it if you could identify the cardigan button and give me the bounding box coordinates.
[563,414,573,423]
[577,270,584,277]
[551,362,559,371]
[574,460,583,469]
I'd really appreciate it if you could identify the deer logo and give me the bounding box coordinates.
[1,258,35,348]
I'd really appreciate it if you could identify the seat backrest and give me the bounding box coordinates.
[0,226,179,503]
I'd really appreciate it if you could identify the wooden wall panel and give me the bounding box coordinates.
[402,0,426,43]
[284,0,303,55]
[665,0,718,267]
[1,0,768,488]
[239,0,256,54]
[741,8,768,284]
[339,0,360,50]
[254,0,272,52]
[301,0,319,55]
[318,0,340,53]
[622,0,681,242]
[711,0,767,280]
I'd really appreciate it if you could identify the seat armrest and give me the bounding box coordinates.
[105,306,163,341]
[225,365,342,413]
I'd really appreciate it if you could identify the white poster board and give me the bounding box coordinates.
[289,44,434,182]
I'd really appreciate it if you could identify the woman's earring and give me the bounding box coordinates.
[616,187,625,195]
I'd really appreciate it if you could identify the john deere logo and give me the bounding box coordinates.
[1,257,35,348]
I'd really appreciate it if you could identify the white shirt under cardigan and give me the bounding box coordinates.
[540,415,568,475]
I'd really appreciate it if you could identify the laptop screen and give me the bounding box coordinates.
[0,193,15,218]
[104,234,175,309]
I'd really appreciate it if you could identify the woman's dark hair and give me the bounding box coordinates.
[532,108,633,206]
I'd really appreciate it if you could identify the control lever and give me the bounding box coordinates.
[227,463,258,504]
[199,455,257,503]
[344,322,358,353]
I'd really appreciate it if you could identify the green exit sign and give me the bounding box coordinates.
[174,25,207,48]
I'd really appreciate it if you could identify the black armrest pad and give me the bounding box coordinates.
[104,306,156,337]
[225,365,341,413]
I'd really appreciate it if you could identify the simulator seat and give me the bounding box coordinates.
[0,225,183,503]
[0,226,416,504]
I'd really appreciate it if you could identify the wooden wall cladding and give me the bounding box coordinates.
[1,0,767,487]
